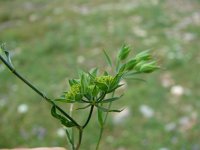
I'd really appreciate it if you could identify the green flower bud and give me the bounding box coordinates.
[139,61,159,73]
[134,60,147,71]
[118,45,131,61]
[135,50,151,61]
[126,59,137,70]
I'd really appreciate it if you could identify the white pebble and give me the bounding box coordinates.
[139,105,154,118]
[170,85,184,96]
[18,104,29,114]
[56,128,66,138]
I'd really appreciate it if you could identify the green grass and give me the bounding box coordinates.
[0,0,200,149]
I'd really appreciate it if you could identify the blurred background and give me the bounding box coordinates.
[0,0,200,149]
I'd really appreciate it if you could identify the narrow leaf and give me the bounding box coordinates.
[100,95,123,103]
[108,84,124,93]
[5,50,14,67]
[95,82,108,91]
[61,120,76,127]
[124,76,147,82]
[0,46,14,68]
[96,105,123,112]
[103,50,112,67]
[118,64,127,73]
[54,98,76,103]
[88,72,95,80]
[76,104,91,110]
[90,68,98,77]
[98,108,104,127]
[51,106,75,128]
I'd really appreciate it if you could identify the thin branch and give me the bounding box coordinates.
[83,105,94,129]
[0,55,80,127]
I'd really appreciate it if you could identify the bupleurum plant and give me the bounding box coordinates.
[0,44,159,150]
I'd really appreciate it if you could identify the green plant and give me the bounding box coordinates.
[0,44,159,150]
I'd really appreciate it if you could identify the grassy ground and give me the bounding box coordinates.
[0,0,200,149]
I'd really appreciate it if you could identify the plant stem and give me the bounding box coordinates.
[1,54,84,150]
[0,55,51,102]
[75,128,83,150]
[0,55,80,127]
[83,105,94,129]
[69,104,75,150]
[96,92,115,150]
[66,129,75,150]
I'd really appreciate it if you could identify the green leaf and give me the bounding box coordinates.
[51,106,66,121]
[95,82,108,91]
[0,46,14,68]
[75,93,83,101]
[103,50,112,67]
[96,105,123,112]
[76,104,91,110]
[69,79,79,86]
[109,73,122,90]
[118,44,131,61]
[88,72,95,81]
[92,85,99,97]
[100,95,123,103]
[65,129,74,147]
[124,76,146,82]
[89,68,98,77]
[61,120,76,127]
[124,71,140,77]
[108,84,124,93]
[98,108,104,127]
[51,106,76,128]
[54,98,76,103]
[80,73,88,93]
[118,64,127,73]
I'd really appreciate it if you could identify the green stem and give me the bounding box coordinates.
[66,129,75,150]
[75,128,83,150]
[96,92,115,150]
[69,104,75,150]
[0,55,80,127]
[83,105,94,129]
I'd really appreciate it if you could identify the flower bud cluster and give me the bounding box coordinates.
[65,84,81,100]
[124,50,159,73]
[95,75,114,85]
[56,45,159,104]
[62,74,116,102]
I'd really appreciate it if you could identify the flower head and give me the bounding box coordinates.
[95,75,114,85]
[65,84,82,100]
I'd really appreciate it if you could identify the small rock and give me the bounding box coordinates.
[170,85,184,96]
[18,104,29,114]
[139,105,154,118]
[56,128,66,138]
